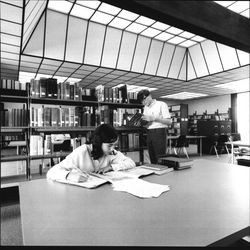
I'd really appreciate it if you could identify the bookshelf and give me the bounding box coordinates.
[188,109,231,136]
[1,85,30,185]
[168,104,188,136]
[1,78,145,186]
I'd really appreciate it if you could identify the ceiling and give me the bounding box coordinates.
[0,0,249,101]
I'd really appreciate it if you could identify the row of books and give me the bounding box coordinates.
[30,78,95,101]
[29,78,139,103]
[0,104,28,127]
[1,135,25,144]
[95,84,138,104]
[1,78,27,91]
[30,105,139,128]
[118,133,140,150]
[29,132,140,156]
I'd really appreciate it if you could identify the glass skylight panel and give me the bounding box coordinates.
[136,16,155,26]
[241,9,249,18]
[109,17,131,29]
[166,27,183,35]
[126,22,147,34]
[98,2,121,15]
[160,91,208,99]
[155,32,174,41]
[151,21,170,31]
[48,0,73,14]
[167,36,186,44]
[118,10,139,21]
[140,27,161,37]
[227,1,249,13]
[215,78,250,91]
[192,35,206,42]
[76,0,100,9]
[214,1,235,8]
[91,11,114,25]
[180,31,195,38]
[179,40,197,47]
[71,4,95,19]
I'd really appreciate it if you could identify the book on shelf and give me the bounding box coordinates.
[158,156,193,170]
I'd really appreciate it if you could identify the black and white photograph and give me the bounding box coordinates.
[1,0,250,247]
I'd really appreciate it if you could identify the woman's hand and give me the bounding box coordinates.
[66,170,89,183]
[96,165,112,174]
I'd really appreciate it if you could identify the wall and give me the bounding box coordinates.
[183,94,231,115]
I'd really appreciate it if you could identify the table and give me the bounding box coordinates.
[167,135,206,156]
[19,159,249,246]
[225,140,250,164]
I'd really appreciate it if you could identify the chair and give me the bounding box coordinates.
[172,135,189,159]
[209,135,230,158]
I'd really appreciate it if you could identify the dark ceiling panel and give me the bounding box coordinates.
[102,0,250,53]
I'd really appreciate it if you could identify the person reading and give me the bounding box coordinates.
[137,89,172,164]
[47,124,136,183]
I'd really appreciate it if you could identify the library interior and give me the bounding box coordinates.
[1,0,250,247]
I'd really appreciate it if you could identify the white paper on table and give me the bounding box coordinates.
[112,178,170,198]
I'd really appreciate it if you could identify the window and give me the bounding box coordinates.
[237,92,250,143]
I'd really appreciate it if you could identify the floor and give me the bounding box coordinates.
[1,145,249,246]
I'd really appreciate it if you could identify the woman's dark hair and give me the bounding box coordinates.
[137,89,150,103]
[89,123,118,159]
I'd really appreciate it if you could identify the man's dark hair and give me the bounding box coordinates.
[88,123,118,159]
[137,89,150,103]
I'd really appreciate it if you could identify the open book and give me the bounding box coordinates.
[55,167,172,197]
[54,167,153,189]
[93,167,170,198]
[126,112,148,127]
[56,175,108,189]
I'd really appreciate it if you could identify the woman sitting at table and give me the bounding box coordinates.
[47,123,136,183]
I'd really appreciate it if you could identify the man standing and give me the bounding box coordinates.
[137,89,172,164]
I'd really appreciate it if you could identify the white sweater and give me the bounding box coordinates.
[46,144,136,180]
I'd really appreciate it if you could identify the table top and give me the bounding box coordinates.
[19,159,249,246]
[226,140,250,147]
[168,135,206,139]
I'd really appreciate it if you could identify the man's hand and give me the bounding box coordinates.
[142,115,155,122]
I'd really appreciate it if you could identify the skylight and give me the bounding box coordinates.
[160,92,208,100]
[48,0,73,14]
[71,4,95,19]
[215,78,250,92]
[45,0,208,48]
[214,1,250,18]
